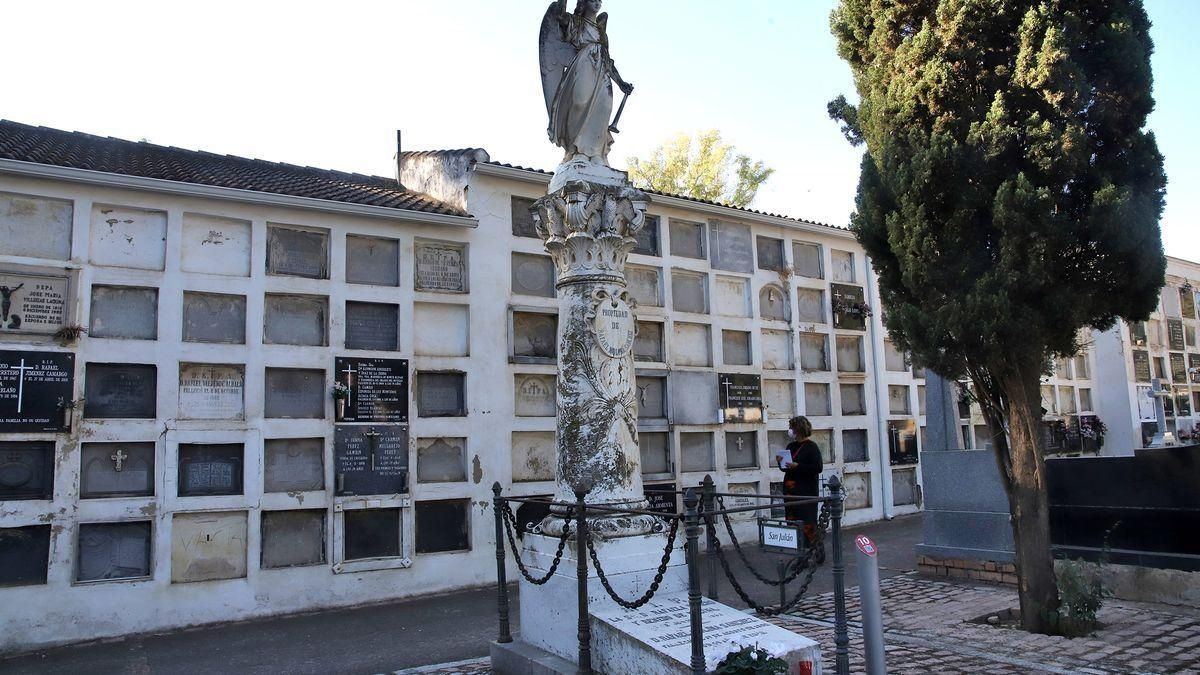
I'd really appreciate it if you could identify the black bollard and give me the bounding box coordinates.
[575,490,592,674]
[701,474,719,601]
[684,488,706,675]
[828,475,850,675]
[492,482,512,644]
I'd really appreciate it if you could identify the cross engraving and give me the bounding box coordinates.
[340,363,358,395]
[111,448,128,472]
[735,436,745,451]
[12,358,34,414]
[364,429,382,472]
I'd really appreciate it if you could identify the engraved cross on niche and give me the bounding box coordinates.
[340,363,358,395]
[13,358,33,414]
[364,429,382,471]
[735,436,745,452]
[111,448,127,472]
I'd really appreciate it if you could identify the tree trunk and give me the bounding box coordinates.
[999,367,1061,633]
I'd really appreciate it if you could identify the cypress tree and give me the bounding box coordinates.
[830,0,1166,633]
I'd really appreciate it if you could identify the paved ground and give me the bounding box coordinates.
[0,514,921,674]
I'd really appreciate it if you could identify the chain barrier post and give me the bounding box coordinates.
[574,489,592,675]
[700,474,718,601]
[828,475,850,675]
[492,482,512,644]
[683,488,706,675]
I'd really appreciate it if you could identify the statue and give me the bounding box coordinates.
[539,0,634,168]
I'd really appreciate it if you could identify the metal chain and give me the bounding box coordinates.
[500,502,571,586]
[586,516,680,609]
[715,495,818,586]
[706,501,832,616]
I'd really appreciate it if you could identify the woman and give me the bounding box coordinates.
[780,415,825,560]
[545,0,634,163]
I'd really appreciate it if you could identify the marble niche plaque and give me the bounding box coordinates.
[415,241,467,292]
[761,329,793,370]
[0,524,51,586]
[90,286,159,340]
[181,213,252,277]
[804,383,831,417]
[80,442,155,498]
[177,444,244,497]
[264,294,328,346]
[511,253,555,298]
[718,373,763,424]
[263,438,325,493]
[670,371,720,425]
[264,368,325,419]
[512,431,555,482]
[633,214,660,256]
[722,330,752,366]
[171,511,247,583]
[266,224,328,279]
[798,333,828,371]
[679,432,714,472]
[763,380,795,419]
[1,350,73,431]
[888,419,919,465]
[344,302,399,352]
[178,364,245,420]
[0,191,73,260]
[626,265,663,307]
[182,292,246,344]
[843,429,869,463]
[334,424,408,496]
[84,363,156,420]
[710,220,754,273]
[792,241,824,279]
[756,236,785,271]
[413,303,470,357]
[831,283,867,330]
[714,276,750,318]
[633,321,664,363]
[345,235,399,287]
[672,322,712,367]
[514,374,556,417]
[892,468,919,506]
[669,220,706,259]
[76,522,152,582]
[0,441,54,500]
[89,204,167,271]
[636,375,667,419]
[417,372,465,417]
[796,288,826,324]
[840,383,866,415]
[671,269,708,314]
[644,482,677,514]
[261,510,326,568]
[0,272,68,334]
[640,432,671,476]
[335,357,408,423]
[759,284,790,322]
[512,312,557,360]
[726,435,758,470]
[416,437,466,483]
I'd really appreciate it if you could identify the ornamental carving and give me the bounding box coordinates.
[531,180,648,286]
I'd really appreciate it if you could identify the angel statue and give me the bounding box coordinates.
[539,0,635,167]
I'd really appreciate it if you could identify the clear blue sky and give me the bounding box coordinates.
[2,0,1195,258]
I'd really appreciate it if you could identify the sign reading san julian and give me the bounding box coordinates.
[0,350,74,432]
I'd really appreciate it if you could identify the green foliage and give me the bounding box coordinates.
[1049,558,1107,636]
[714,645,789,675]
[829,0,1166,379]
[627,130,774,208]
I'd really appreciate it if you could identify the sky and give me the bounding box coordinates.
[2,0,1196,257]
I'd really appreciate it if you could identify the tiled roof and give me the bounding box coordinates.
[0,120,468,217]
[483,160,847,231]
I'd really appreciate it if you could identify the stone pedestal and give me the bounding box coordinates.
[517,530,688,663]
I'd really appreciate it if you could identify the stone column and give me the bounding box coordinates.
[532,179,657,536]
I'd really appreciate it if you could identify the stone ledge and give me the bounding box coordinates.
[918,556,1018,586]
[490,639,577,675]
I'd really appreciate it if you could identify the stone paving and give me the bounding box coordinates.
[395,572,1200,674]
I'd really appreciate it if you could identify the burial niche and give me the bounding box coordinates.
[344,301,399,351]
[84,363,157,419]
[182,292,247,344]
[177,443,244,497]
[266,224,329,279]
[416,371,466,417]
[792,241,823,279]
[511,196,539,238]
[171,511,247,583]
[636,375,667,420]
[0,441,54,500]
[416,437,467,483]
[514,374,556,417]
[90,286,158,340]
[1,191,72,260]
[626,266,663,307]
[633,321,664,363]
[343,508,401,560]
[264,368,325,419]
[181,213,251,277]
[512,431,555,482]
[0,524,50,586]
[264,294,328,346]
[413,303,470,357]
[759,284,790,322]
[76,521,152,582]
[804,383,831,417]
[679,432,714,473]
[671,269,708,314]
[842,430,869,463]
[710,220,753,274]
[756,236,785,271]
[798,333,828,371]
[672,322,712,367]
[668,220,706,259]
[761,329,793,370]
[345,235,399,287]
[633,214,660,256]
[639,432,672,477]
[511,253,556,298]
[263,438,325,493]
[89,204,167,271]
[715,276,750,318]
[512,311,557,361]
[763,380,795,419]
[178,363,245,420]
[415,500,470,554]
[261,510,326,569]
[725,431,758,469]
[721,330,752,366]
[414,240,467,293]
[80,442,154,498]
[840,384,866,415]
[889,385,911,414]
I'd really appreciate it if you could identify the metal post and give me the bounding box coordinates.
[701,474,718,600]
[684,488,706,675]
[777,557,788,609]
[828,475,850,675]
[575,490,592,675]
[856,535,887,674]
[492,482,512,644]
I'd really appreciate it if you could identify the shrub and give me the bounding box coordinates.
[714,645,789,674]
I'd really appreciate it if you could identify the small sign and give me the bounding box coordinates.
[335,357,408,423]
[592,295,635,358]
[759,518,802,553]
[0,350,74,432]
[855,534,877,557]
[334,424,408,496]
[644,482,677,514]
[0,273,69,334]
[717,373,763,424]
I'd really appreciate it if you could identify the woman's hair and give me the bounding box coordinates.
[789,415,812,439]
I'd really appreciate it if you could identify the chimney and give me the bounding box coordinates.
[394,130,403,186]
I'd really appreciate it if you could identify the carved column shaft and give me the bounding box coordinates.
[533,180,655,533]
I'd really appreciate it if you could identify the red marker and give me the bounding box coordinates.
[855,535,877,556]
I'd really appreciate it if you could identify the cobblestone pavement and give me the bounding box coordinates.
[397,572,1200,674]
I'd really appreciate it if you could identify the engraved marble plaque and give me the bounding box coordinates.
[710,220,753,273]
[264,294,328,346]
[761,329,793,370]
[76,522,152,582]
[182,292,246,344]
[346,235,399,287]
[80,442,154,498]
[888,419,919,466]
[334,424,408,496]
[0,272,68,335]
[634,321,664,363]
[345,302,399,352]
[592,296,634,358]
[1133,350,1151,382]
[636,375,667,419]
[261,510,326,568]
[335,357,408,423]
[804,383,831,416]
[832,283,867,330]
[644,482,676,514]
[263,438,324,493]
[512,431,555,482]
[671,270,708,314]
[416,437,466,483]
[792,241,823,279]
[178,363,245,420]
[1169,319,1186,351]
[763,380,795,419]
[514,374,556,417]
[513,312,557,360]
[0,441,53,500]
[415,241,466,292]
[264,368,325,419]
[84,363,156,419]
[267,225,328,279]
[511,253,555,298]
[672,322,711,367]
[840,383,866,415]
[715,276,750,318]
[416,371,465,417]
[718,373,763,424]
[178,443,243,496]
[1,350,73,431]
